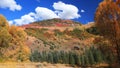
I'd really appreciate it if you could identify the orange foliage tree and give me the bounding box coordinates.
[116,0,120,4]
[95,0,120,63]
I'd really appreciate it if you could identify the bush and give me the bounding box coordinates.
[86,27,99,35]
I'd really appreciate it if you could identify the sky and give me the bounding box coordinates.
[0,0,102,25]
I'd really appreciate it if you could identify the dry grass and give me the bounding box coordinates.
[0,62,73,68]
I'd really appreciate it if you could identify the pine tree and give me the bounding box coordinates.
[74,54,81,66]
[69,52,75,66]
[52,51,59,63]
[88,50,95,65]
[93,49,103,63]
[48,52,53,63]
[81,55,85,66]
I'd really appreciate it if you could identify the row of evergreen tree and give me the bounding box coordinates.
[30,46,114,66]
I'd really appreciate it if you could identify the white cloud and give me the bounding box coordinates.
[9,7,59,25]
[9,12,36,25]
[0,0,22,11]
[35,7,59,20]
[53,1,80,19]
[9,1,81,25]
[81,9,85,13]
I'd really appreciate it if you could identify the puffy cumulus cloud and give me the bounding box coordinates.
[9,12,36,25]
[35,7,59,20]
[9,7,59,25]
[0,0,22,11]
[9,1,81,25]
[53,1,80,19]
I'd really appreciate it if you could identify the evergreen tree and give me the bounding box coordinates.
[69,52,75,66]
[81,55,85,66]
[52,51,59,63]
[88,50,95,65]
[84,53,89,66]
[74,54,81,66]
[48,52,53,63]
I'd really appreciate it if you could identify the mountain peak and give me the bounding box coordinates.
[32,18,81,27]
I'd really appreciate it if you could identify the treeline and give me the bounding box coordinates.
[30,46,114,66]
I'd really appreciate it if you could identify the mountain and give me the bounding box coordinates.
[23,19,95,52]
[23,19,112,67]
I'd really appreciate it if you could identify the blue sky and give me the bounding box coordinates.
[0,0,102,25]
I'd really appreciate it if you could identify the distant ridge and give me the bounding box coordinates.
[33,18,81,27]
[20,18,81,29]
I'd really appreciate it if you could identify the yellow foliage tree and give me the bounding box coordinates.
[0,15,9,29]
[0,14,30,62]
[9,26,30,61]
[0,27,12,48]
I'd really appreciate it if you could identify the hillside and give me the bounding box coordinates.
[22,18,114,67]
[21,18,81,31]
[23,18,95,52]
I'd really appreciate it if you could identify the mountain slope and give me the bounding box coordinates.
[23,19,96,53]
[24,19,113,67]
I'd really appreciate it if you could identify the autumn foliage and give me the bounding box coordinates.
[0,15,30,62]
[95,0,120,63]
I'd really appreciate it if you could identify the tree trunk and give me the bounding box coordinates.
[115,40,120,64]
